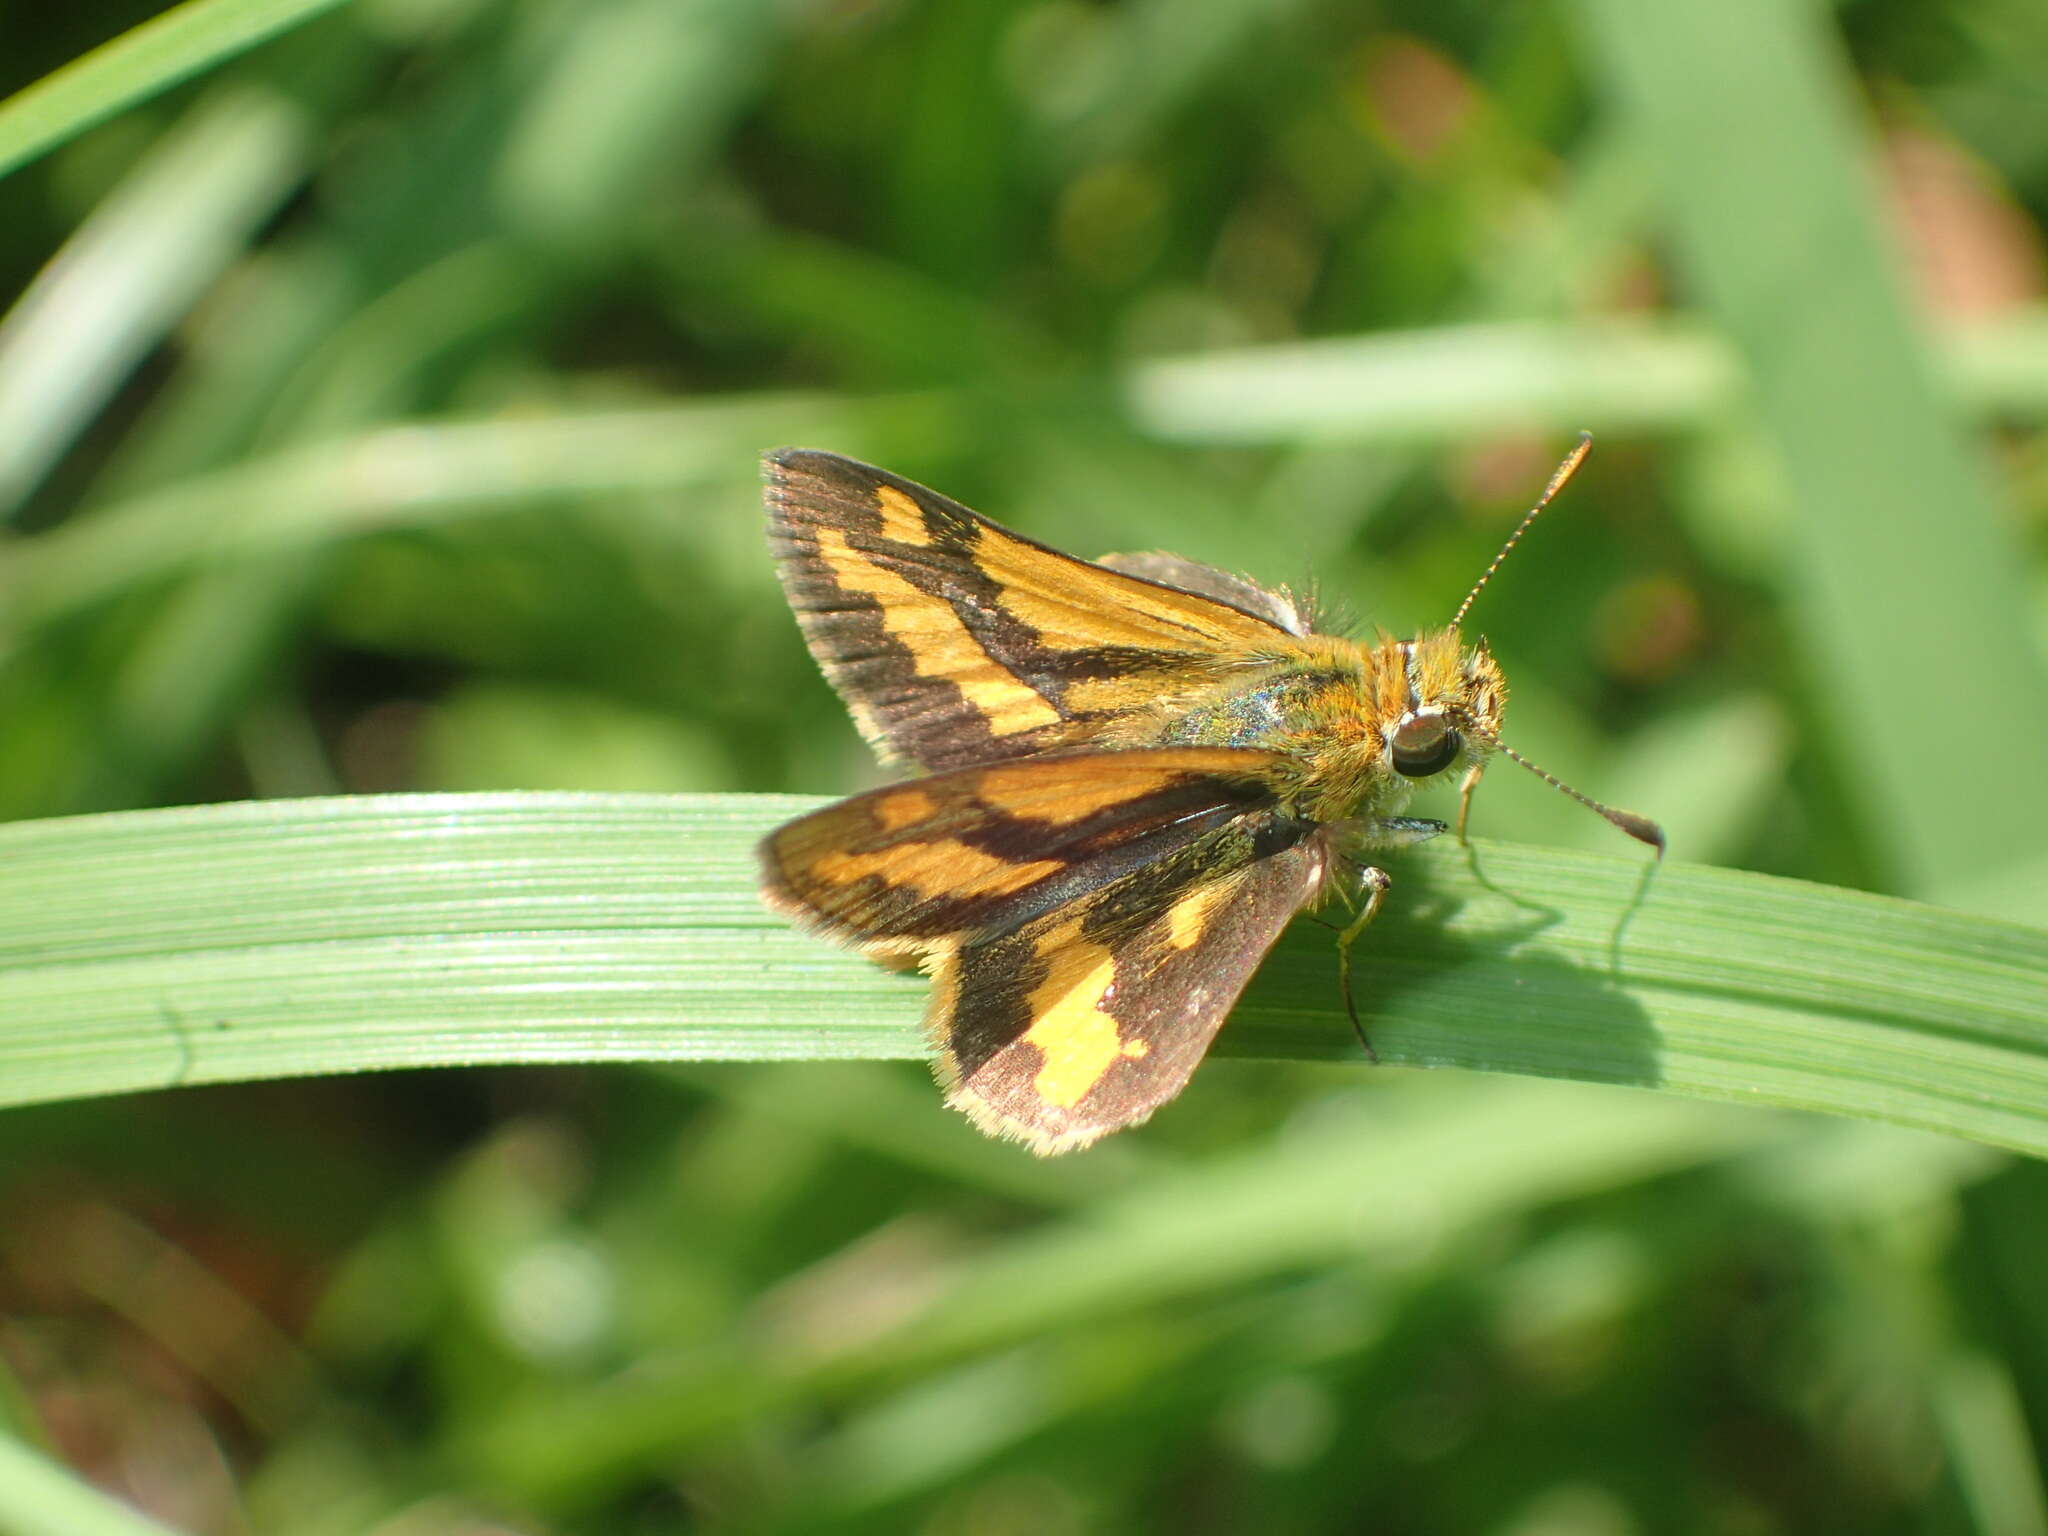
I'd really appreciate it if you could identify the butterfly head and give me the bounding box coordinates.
[1384,628,1504,785]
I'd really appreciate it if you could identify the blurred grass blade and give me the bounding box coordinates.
[0,0,347,182]
[1937,1351,2048,1536]
[1575,0,2048,909]
[1,793,2043,1153]
[0,87,307,515]
[1130,317,1739,443]
[496,0,774,254]
[0,1435,181,1536]
[1127,309,2048,444]
[0,394,952,638]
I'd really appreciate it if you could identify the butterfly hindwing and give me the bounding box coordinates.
[933,835,1327,1154]
[765,450,1301,770]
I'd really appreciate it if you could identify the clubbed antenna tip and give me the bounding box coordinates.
[1609,807,1666,859]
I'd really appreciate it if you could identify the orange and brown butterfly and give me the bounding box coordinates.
[757,442,1662,1155]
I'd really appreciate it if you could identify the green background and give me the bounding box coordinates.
[1,0,2045,1531]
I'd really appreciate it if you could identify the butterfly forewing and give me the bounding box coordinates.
[766,450,1298,771]
[761,747,1301,950]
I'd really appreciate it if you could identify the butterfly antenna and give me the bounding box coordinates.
[1449,432,1592,631]
[1458,717,1665,857]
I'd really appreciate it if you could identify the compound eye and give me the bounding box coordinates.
[1391,719,1462,778]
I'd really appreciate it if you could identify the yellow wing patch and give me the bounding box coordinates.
[1018,918,1126,1109]
[968,759,1203,825]
[811,841,1062,902]
[995,575,1252,655]
[873,484,934,546]
[871,786,938,832]
[811,527,1063,738]
[1165,879,1234,950]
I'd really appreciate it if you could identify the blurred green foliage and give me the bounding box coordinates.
[1,0,2046,1531]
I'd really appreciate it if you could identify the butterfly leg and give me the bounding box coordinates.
[1336,866,1393,1063]
[1456,763,1485,842]
[1330,815,1444,1060]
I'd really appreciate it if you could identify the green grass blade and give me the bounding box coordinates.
[1,793,2042,1153]
[0,0,349,182]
